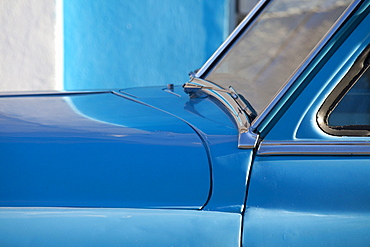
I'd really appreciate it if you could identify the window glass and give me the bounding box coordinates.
[328,67,370,127]
[205,0,352,114]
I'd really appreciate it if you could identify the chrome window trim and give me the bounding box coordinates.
[250,0,362,133]
[317,45,370,136]
[258,140,370,155]
[195,0,270,78]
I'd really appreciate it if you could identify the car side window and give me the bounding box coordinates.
[329,67,370,126]
[318,46,370,136]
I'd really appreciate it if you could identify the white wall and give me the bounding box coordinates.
[0,0,56,92]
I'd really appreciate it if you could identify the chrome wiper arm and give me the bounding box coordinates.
[229,86,257,122]
[183,83,236,94]
[183,81,257,122]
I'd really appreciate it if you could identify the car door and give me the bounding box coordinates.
[243,1,370,246]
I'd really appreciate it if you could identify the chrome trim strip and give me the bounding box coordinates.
[163,89,181,97]
[251,0,362,133]
[195,0,269,78]
[238,130,259,149]
[258,140,370,155]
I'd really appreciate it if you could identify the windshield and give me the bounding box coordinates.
[204,0,353,114]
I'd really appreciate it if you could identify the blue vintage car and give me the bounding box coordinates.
[1,0,369,246]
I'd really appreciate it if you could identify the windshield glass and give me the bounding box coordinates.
[204,0,353,114]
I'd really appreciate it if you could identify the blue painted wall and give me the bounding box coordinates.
[64,0,231,90]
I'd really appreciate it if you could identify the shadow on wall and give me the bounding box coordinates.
[64,0,232,90]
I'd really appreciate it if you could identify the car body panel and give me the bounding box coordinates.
[247,156,370,212]
[0,87,255,213]
[244,156,370,246]
[0,92,212,208]
[116,87,255,212]
[243,207,370,246]
[0,207,241,246]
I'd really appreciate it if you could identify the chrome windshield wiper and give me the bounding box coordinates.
[228,86,257,121]
[183,82,235,95]
[183,80,257,122]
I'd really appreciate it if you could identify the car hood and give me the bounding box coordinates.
[0,90,212,209]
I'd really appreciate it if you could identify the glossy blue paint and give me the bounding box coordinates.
[0,87,253,212]
[0,207,241,246]
[117,86,254,213]
[247,156,370,212]
[243,207,370,246]
[0,92,211,208]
